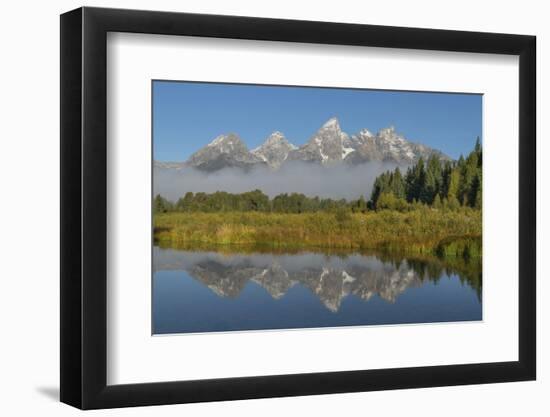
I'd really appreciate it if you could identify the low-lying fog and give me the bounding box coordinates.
[154,161,400,201]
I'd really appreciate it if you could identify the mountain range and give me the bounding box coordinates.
[154,252,425,312]
[155,117,451,173]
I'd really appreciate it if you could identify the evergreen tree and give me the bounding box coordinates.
[447,169,461,202]
[406,157,426,203]
[459,150,478,205]
[390,167,406,199]
[154,194,171,213]
[368,138,482,210]
[423,155,442,204]
[370,171,391,208]
[474,136,482,168]
[441,161,453,198]
[472,172,482,209]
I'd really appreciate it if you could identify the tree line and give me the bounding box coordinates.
[154,189,369,214]
[369,139,482,210]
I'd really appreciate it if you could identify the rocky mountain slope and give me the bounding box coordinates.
[155,117,450,172]
[185,133,266,172]
[251,131,297,169]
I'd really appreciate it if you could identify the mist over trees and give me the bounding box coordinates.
[154,139,482,215]
[154,160,396,202]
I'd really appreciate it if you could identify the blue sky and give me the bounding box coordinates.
[153,81,482,161]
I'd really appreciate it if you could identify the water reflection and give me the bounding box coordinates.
[153,247,481,334]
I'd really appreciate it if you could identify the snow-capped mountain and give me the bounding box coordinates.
[251,131,297,169]
[288,117,354,164]
[185,133,265,172]
[154,117,450,172]
[346,126,450,164]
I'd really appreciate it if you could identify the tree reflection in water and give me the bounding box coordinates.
[154,247,481,313]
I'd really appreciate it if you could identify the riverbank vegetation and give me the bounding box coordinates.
[154,208,481,257]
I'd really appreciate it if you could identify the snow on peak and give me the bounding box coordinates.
[342,146,355,159]
[265,131,286,144]
[378,126,397,137]
[322,117,340,129]
[255,131,297,150]
[207,134,227,147]
[358,128,373,137]
[378,126,406,144]
[203,133,247,155]
[251,131,298,168]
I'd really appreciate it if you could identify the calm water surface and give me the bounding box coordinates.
[153,246,482,334]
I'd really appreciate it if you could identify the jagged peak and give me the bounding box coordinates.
[206,134,227,147]
[206,133,242,147]
[378,126,397,136]
[357,128,374,137]
[377,126,407,143]
[321,117,340,129]
[253,131,297,152]
[265,131,287,144]
[183,120,452,171]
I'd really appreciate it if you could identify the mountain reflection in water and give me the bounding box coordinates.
[153,247,482,334]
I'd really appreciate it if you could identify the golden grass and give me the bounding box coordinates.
[154,207,481,256]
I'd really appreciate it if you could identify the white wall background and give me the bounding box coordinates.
[0,0,546,415]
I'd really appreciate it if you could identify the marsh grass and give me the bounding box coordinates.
[154,207,481,257]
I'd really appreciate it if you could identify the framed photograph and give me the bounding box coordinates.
[60,7,536,409]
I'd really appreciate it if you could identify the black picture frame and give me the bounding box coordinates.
[60,6,536,410]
